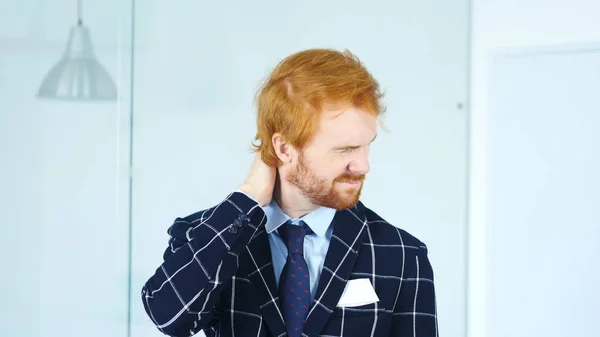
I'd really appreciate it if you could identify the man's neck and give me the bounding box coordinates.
[273,178,319,219]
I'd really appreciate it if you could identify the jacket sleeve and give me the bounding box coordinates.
[141,191,266,336]
[391,244,439,337]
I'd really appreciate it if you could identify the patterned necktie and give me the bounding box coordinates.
[278,220,311,337]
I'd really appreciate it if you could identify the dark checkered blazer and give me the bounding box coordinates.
[141,191,438,337]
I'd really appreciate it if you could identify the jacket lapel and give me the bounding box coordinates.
[245,227,287,337]
[302,203,368,336]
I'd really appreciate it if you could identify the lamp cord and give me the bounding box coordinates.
[77,0,82,25]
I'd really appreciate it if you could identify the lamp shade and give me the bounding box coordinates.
[37,21,117,101]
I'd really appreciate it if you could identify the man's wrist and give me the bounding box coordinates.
[236,184,259,204]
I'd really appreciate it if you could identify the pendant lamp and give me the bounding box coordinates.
[37,0,117,101]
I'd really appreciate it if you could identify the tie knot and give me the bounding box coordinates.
[278,220,311,255]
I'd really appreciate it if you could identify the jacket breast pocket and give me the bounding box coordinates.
[321,301,391,336]
[333,300,386,317]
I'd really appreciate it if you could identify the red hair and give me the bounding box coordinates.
[253,48,385,167]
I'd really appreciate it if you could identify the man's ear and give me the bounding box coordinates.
[272,133,295,164]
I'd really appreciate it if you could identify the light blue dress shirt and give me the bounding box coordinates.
[262,199,336,303]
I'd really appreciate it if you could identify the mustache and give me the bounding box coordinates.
[334,173,365,183]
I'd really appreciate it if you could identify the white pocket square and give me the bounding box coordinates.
[336,278,380,308]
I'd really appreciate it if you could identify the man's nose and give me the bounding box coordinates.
[348,151,370,175]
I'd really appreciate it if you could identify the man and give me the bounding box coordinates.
[141,48,438,337]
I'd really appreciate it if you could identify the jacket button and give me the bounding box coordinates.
[234,219,243,228]
[228,225,238,234]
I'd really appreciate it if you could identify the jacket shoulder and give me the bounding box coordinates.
[356,201,427,250]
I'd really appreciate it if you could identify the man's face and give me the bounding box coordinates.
[286,106,378,210]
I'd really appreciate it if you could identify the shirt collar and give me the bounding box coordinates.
[262,199,336,237]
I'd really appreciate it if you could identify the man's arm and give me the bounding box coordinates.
[141,192,265,336]
[391,244,439,336]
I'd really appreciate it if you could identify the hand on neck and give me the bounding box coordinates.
[273,175,320,219]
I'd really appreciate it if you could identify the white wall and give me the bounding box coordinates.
[129,1,469,336]
[0,0,133,336]
[469,1,600,336]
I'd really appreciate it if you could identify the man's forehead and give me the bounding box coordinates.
[317,122,377,145]
[320,106,376,126]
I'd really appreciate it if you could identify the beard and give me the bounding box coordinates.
[285,153,365,210]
